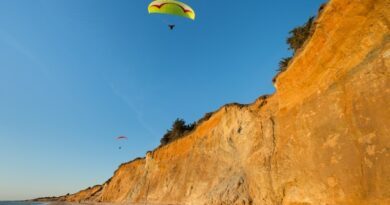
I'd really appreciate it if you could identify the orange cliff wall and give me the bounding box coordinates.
[61,0,390,204]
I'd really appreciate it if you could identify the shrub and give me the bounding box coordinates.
[160,118,196,146]
[287,16,315,53]
[276,16,316,74]
[278,57,292,72]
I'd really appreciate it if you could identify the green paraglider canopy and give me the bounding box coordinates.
[148,0,195,20]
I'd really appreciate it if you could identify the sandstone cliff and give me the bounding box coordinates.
[57,0,390,204]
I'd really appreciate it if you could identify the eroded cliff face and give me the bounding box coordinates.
[62,0,390,204]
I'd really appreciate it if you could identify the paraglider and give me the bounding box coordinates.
[148,0,195,30]
[116,136,128,150]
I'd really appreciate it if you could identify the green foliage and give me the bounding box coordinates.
[287,16,315,53]
[278,57,292,72]
[160,118,196,146]
[276,16,315,74]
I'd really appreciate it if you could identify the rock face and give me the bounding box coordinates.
[61,0,390,204]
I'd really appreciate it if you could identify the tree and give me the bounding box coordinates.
[160,118,196,146]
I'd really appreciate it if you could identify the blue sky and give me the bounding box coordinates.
[0,0,325,200]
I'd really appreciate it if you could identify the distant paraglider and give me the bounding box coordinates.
[148,0,196,30]
[116,136,128,150]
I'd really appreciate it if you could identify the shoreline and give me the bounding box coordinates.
[46,202,178,205]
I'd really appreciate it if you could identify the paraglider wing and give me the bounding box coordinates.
[116,136,128,140]
[148,0,195,20]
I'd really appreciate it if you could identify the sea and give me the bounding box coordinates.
[0,202,48,205]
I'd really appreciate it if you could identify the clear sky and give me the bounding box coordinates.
[0,0,325,200]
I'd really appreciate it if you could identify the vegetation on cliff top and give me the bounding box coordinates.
[160,118,196,146]
[160,112,215,146]
[277,16,315,72]
[287,17,315,53]
[276,2,328,73]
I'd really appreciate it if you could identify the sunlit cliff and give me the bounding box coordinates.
[41,0,390,204]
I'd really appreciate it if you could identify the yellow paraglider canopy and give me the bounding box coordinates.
[148,0,195,20]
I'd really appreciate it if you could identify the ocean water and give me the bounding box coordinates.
[0,202,47,205]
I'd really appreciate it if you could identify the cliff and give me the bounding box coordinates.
[56,0,390,204]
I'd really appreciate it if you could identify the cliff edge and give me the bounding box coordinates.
[49,0,390,204]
